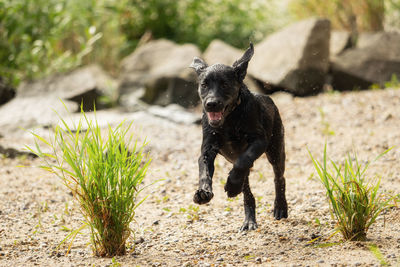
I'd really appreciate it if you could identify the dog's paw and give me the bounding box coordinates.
[273,199,288,220]
[240,220,258,231]
[224,169,245,198]
[224,180,243,198]
[193,188,214,204]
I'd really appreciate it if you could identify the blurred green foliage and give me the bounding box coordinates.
[122,0,284,50]
[0,0,288,87]
[370,74,400,90]
[289,0,384,31]
[0,0,106,85]
[289,0,400,32]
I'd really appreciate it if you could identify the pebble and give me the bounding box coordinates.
[134,237,145,244]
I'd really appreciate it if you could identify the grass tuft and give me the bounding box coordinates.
[27,106,151,257]
[309,144,394,241]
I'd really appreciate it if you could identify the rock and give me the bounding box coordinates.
[147,104,201,125]
[249,18,331,96]
[203,39,244,66]
[0,65,117,135]
[0,96,77,134]
[331,31,400,91]
[0,77,16,105]
[203,40,263,93]
[270,91,294,108]
[330,31,351,57]
[118,39,201,108]
[17,65,116,111]
[356,32,385,49]
[142,68,199,108]
[0,144,37,159]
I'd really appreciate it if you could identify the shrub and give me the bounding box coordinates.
[309,145,393,241]
[121,0,288,50]
[0,0,124,86]
[28,107,150,256]
[1,0,289,86]
[289,0,385,31]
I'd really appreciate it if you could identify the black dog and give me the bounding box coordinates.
[190,43,288,231]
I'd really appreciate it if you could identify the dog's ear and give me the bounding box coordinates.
[190,57,208,75]
[233,43,254,82]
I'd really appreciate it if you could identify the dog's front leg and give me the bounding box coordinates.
[224,140,267,198]
[193,138,218,205]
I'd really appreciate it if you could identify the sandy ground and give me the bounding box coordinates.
[0,89,399,267]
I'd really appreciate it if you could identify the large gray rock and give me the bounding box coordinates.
[330,31,351,58]
[203,40,263,94]
[18,65,116,110]
[0,96,78,134]
[203,39,244,66]
[356,32,385,49]
[0,77,16,105]
[118,39,201,108]
[248,18,331,96]
[147,104,201,125]
[331,31,400,91]
[141,68,199,108]
[0,65,115,135]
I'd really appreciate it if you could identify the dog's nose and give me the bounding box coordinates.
[205,100,223,110]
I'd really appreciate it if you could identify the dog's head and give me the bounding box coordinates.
[190,43,254,128]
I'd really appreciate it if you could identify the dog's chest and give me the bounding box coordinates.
[218,127,248,163]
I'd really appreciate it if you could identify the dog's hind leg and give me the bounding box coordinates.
[266,122,288,220]
[240,171,258,231]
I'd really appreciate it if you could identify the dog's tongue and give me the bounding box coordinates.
[207,112,223,121]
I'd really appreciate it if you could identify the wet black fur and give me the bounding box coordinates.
[190,43,288,231]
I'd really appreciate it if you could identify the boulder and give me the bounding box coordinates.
[18,65,116,110]
[203,39,244,66]
[356,32,384,49]
[147,104,201,125]
[331,31,400,91]
[203,40,263,93]
[330,31,351,58]
[0,96,77,135]
[0,65,116,135]
[142,68,199,108]
[118,39,201,108]
[0,77,16,105]
[248,18,331,96]
[0,144,37,159]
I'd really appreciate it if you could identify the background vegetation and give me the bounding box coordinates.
[0,0,287,86]
[0,0,399,87]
